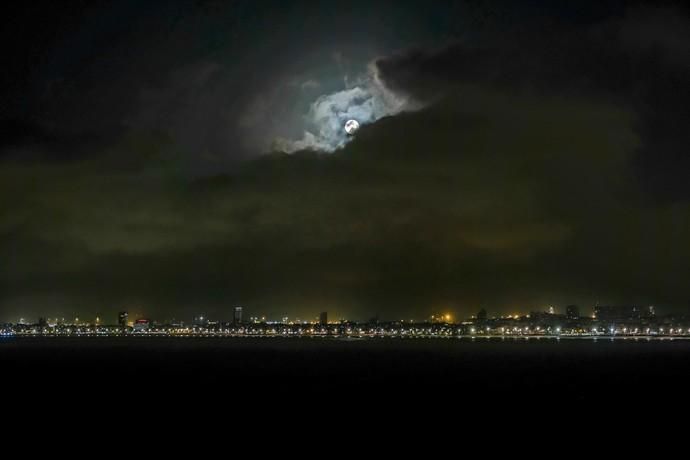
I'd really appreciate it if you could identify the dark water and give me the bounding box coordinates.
[2,337,689,406]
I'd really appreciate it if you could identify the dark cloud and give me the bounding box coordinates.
[375,5,690,201]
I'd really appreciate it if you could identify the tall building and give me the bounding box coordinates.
[319,312,328,326]
[118,311,128,328]
[476,308,487,322]
[233,306,243,325]
[566,305,580,320]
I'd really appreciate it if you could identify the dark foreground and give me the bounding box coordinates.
[2,337,689,406]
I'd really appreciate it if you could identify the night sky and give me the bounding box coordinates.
[1,1,689,323]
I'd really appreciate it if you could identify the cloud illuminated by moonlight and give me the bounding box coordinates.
[275,62,416,152]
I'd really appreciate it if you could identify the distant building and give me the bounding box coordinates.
[566,305,580,320]
[118,311,128,328]
[233,306,243,326]
[133,319,150,331]
[319,312,328,326]
[193,315,207,327]
[594,305,643,322]
[476,309,487,322]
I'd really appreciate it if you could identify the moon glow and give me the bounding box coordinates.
[344,119,360,135]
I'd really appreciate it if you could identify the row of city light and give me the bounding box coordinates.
[4,326,690,337]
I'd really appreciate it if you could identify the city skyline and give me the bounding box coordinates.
[4,303,689,340]
[0,302,668,326]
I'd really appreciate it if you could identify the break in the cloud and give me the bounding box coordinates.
[273,63,413,152]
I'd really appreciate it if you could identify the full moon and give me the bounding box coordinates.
[344,119,360,135]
